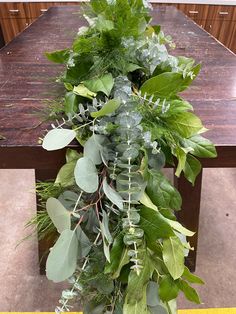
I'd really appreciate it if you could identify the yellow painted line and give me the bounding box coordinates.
[179,309,236,314]
[0,310,236,314]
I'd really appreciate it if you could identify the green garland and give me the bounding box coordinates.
[36,1,217,313]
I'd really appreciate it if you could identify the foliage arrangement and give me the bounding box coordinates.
[36,0,217,313]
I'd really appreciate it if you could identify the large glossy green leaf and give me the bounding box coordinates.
[105,232,129,278]
[177,280,201,304]
[64,91,78,116]
[55,159,77,187]
[91,99,121,118]
[146,170,182,210]
[182,266,204,285]
[42,129,76,151]
[46,229,78,282]
[164,112,204,138]
[139,207,174,243]
[74,157,99,193]
[183,154,202,185]
[164,218,194,237]
[84,134,105,165]
[84,73,114,96]
[182,135,217,158]
[125,250,153,306]
[123,290,148,314]
[103,178,124,210]
[159,275,179,302]
[140,66,200,98]
[162,236,185,280]
[160,99,193,117]
[45,49,70,64]
[46,197,71,233]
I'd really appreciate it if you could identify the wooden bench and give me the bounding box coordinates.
[0,6,236,273]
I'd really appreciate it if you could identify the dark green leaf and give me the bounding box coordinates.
[177,280,202,304]
[159,275,179,302]
[183,154,202,185]
[64,91,78,116]
[146,170,182,210]
[139,206,175,243]
[182,135,217,158]
[182,266,204,285]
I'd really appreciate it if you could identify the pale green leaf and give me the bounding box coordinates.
[164,218,194,237]
[73,84,96,99]
[45,49,70,64]
[140,192,158,211]
[46,197,71,233]
[174,147,187,177]
[83,73,114,96]
[163,236,185,280]
[74,157,98,193]
[146,281,160,307]
[42,129,76,151]
[83,134,105,165]
[103,178,123,210]
[55,159,77,187]
[46,229,78,282]
[91,99,121,118]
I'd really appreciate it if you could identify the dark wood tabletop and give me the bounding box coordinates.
[0,6,236,169]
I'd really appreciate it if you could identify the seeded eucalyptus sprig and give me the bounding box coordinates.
[32,0,217,313]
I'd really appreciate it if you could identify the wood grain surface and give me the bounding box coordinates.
[0,6,236,168]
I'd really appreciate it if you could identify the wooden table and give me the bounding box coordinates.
[0,6,236,272]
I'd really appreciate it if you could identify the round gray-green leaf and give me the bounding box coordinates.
[103,178,123,210]
[74,157,99,193]
[84,134,105,165]
[46,229,78,283]
[42,129,76,151]
[46,197,71,233]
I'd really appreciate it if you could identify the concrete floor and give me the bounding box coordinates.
[0,168,235,311]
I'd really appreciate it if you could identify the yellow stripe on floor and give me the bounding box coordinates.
[0,310,236,314]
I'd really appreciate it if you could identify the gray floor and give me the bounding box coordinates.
[0,168,235,311]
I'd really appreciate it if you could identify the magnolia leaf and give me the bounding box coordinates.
[146,170,182,210]
[174,147,187,177]
[91,99,121,118]
[164,112,204,138]
[64,91,78,116]
[183,154,202,185]
[164,218,194,237]
[123,292,147,314]
[96,14,114,32]
[46,197,71,233]
[182,266,204,284]
[84,134,105,165]
[46,229,78,282]
[77,226,92,259]
[66,148,81,163]
[140,207,174,244]
[73,84,96,99]
[126,63,142,73]
[159,275,179,302]
[42,129,76,151]
[146,281,160,307]
[163,236,185,280]
[83,73,114,96]
[55,159,77,187]
[45,49,70,64]
[177,280,202,304]
[74,157,98,193]
[103,178,124,210]
[182,135,217,158]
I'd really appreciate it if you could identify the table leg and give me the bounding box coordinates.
[174,170,203,272]
[35,168,59,275]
